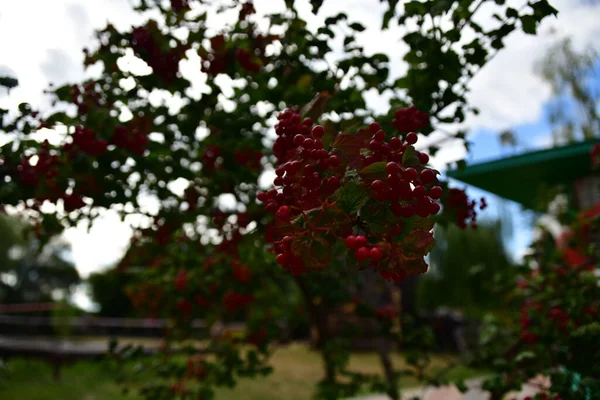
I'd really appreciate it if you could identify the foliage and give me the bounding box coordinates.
[0,214,80,304]
[418,219,515,318]
[88,268,136,317]
[536,37,600,145]
[469,203,600,400]
[0,0,561,399]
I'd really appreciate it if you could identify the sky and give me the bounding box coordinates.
[1,0,599,308]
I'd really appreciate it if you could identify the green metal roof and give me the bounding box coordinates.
[446,140,599,211]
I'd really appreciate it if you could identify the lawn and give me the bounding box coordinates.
[0,343,481,400]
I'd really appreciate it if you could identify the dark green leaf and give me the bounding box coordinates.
[333,180,369,215]
[520,15,537,35]
[348,22,366,32]
[359,161,387,181]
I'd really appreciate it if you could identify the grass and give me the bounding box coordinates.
[0,343,482,400]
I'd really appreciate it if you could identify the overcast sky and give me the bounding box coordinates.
[1,0,599,308]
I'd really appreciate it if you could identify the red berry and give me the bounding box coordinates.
[405,132,418,144]
[328,155,340,168]
[293,134,305,147]
[303,138,315,149]
[312,125,324,138]
[418,152,430,165]
[368,122,381,133]
[386,162,401,175]
[276,253,288,266]
[355,235,368,248]
[389,137,402,150]
[344,236,358,249]
[274,176,284,186]
[275,167,285,177]
[429,186,442,199]
[257,192,267,202]
[413,185,427,198]
[429,201,441,214]
[404,167,417,181]
[276,205,291,221]
[313,140,324,150]
[369,140,381,151]
[371,180,386,192]
[326,176,340,191]
[373,130,386,142]
[420,169,436,185]
[355,247,370,262]
[370,247,383,262]
[390,201,403,217]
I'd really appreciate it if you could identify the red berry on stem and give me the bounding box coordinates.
[312,125,324,138]
[404,167,417,181]
[429,185,443,199]
[373,130,386,142]
[371,180,386,192]
[355,235,368,248]
[420,168,436,185]
[355,247,370,262]
[418,152,430,165]
[345,236,358,249]
[276,253,288,266]
[370,247,383,262]
[293,134,305,147]
[429,201,441,215]
[369,140,381,151]
[369,122,381,133]
[389,137,402,150]
[386,162,401,175]
[328,155,340,168]
[413,185,427,198]
[405,132,418,144]
[276,205,291,221]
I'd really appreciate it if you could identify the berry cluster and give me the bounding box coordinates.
[112,124,149,155]
[64,126,107,157]
[131,22,186,84]
[391,106,429,133]
[17,141,58,186]
[234,147,263,171]
[71,83,106,116]
[202,30,274,76]
[170,0,189,13]
[259,108,438,281]
[445,188,486,229]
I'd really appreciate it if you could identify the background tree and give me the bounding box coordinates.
[417,218,515,318]
[536,36,600,145]
[87,268,135,318]
[0,214,80,305]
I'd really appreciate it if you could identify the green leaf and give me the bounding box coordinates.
[454,379,468,393]
[520,15,537,35]
[359,161,387,181]
[309,0,324,14]
[331,133,364,159]
[515,351,536,363]
[334,180,369,215]
[505,7,518,19]
[348,22,366,32]
[402,145,420,168]
[0,76,18,90]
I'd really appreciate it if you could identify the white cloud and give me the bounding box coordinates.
[465,0,600,132]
